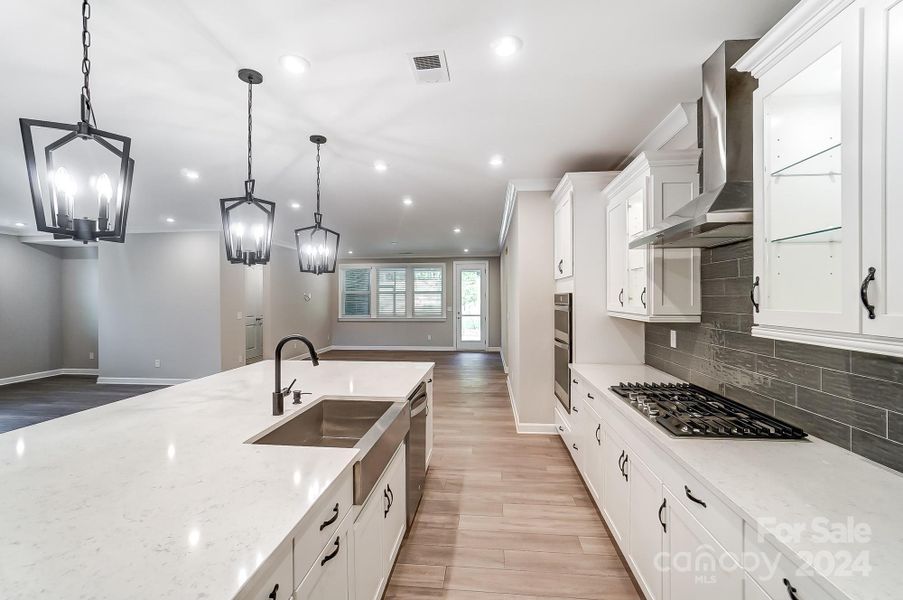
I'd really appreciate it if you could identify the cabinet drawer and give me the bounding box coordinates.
[237,541,293,600]
[293,471,353,587]
[555,405,571,440]
[295,514,352,600]
[662,466,743,560]
[744,523,834,600]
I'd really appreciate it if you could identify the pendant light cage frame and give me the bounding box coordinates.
[221,68,276,267]
[295,135,340,275]
[19,0,135,243]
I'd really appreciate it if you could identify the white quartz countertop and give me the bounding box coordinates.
[0,359,432,600]
[571,363,903,600]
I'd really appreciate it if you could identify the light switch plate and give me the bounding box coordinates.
[237,311,243,320]
[154,359,161,368]
[88,352,94,360]
[670,330,677,349]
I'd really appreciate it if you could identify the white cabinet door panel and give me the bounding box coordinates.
[601,425,630,546]
[862,0,903,338]
[382,450,407,568]
[607,198,628,312]
[353,487,385,600]
[628,454,664,600]
[295,519,351,600]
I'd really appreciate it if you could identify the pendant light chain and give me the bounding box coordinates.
[247,80,253,182]
[80,0,96,127]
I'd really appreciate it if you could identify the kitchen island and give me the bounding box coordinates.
[0,359,432,600]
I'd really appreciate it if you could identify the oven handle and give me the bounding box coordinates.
[553,339,570,350]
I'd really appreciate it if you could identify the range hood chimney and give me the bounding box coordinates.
[630,40,758,249]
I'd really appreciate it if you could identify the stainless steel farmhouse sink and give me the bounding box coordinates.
[251,399,410,504]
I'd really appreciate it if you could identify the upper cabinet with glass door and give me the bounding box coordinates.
[604,150,702,322]
[737,0,903,357]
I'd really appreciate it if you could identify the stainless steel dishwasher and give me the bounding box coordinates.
[405,381,428,527]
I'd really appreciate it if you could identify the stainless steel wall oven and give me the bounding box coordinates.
[554,293,572,413]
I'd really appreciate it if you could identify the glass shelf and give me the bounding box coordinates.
[771,143,841,177]
[770,225,841,244]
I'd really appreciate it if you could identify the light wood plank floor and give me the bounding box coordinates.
[321,350,640,600]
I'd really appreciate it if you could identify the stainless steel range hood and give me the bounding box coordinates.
[630,40,758,249]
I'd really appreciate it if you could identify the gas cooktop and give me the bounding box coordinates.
[609,382,807,440]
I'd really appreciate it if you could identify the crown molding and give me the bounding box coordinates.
[498,178,559,250]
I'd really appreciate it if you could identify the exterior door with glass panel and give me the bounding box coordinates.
[454,261,488,350]
[244,265,264,364]
[754,11,861,333]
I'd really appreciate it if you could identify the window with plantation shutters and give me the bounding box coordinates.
[341,267,371,317]
[413,267,443,318]
[377,267,407,317]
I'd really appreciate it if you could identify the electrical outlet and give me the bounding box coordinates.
[88,351,94,360]
[154,359,161,368]
[427,334,432,341]
[237,311,243,320]
[670,330,677,349]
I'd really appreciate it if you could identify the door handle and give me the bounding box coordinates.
[320,503,339,530]
[750,276,760,313]
[268,584,279,600]
[684,485,707,508]
[658,498,667,532]
[783,578,801,600]
[861,267,876,319]
[320,537,340,566]
[618,288,624,307]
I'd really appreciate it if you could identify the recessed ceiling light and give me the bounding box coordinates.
[180,168,200,181]
[492,35,523,57]
[279,54,311,75]
[489,155,504,168]
[347,250,353,255]
[464,248,470,253]
[453,227,461,234]
[374,160,388,173]
[290,202,301,209]
[391,241,398,245]
[402,196,413,206]
[14,222,26,228]
[165,217,175,224]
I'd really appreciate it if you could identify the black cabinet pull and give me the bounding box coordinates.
[750,276,760,313]
[587,393,594,400]
[387,483,394,509]
[558,425,564,432]
[595,424,601,445]
[572,443,578,451]
[558,259,564,274]
[861,267,877,319]
[658,498,667,533]
[427,378,433,383]
[268,583,279,600]
[572,378,579,384]
[618,288,624,306]
[622,454,629,481]
[383,489,390,518]
[320,502,339,531]
[617,450,625,472]
[783,578,800,600]
[573,405,579,413]
[684,485,707,508]
[640,287,647,308]
[320,537,340,566]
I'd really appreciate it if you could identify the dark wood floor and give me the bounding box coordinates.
[322,350,638,600]
[0,376,165,434]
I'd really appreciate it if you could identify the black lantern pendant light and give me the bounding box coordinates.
[220,69,275,266]
[19,0,135,244]
[295,136,340,274]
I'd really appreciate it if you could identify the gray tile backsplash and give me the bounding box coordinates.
[645,239,903,474]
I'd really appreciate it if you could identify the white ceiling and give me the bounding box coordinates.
[0,0,797,257]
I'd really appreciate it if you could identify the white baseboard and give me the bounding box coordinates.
[487,346,502,352]
[288,345,334,360]
[329,345,457,352]
[505,375,556,435]
[96,377,189,386]
[0,368,99,387]
[500,351,509,374]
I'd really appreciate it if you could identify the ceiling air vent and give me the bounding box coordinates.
[408,50,450,84]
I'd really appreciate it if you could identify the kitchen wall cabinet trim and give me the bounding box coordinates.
[604,150,703,323]
[553,189,574,280]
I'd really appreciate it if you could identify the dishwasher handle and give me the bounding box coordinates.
[410,392,428,416]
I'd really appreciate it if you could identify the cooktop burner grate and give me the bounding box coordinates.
[609,382,807,440]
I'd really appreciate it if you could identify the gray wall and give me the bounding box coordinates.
[61,247,99,369]
[219,240,247,371]
[262,244,336,359]
[645,240,903,473]
[98,232,222,380]
[0,235,63,378]
[331,256,501,349]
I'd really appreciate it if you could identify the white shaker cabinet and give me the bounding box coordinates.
[604,151,702,322]
[601,424,631,547]
[293,515,352,600]
[627,454,664,600]
[553,190,574,279]
[737,0,903,357]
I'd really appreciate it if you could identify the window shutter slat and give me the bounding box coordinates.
[377,267,407,317]
[342,267,371,317]
[413,267,443,318]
